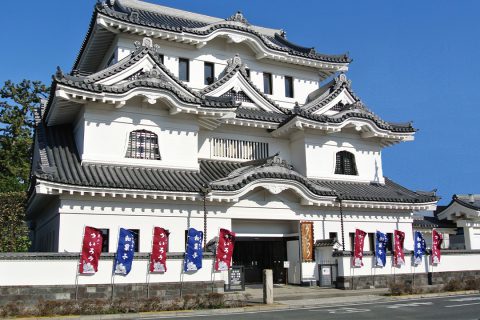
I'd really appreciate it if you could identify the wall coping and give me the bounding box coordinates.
[332,249,480,257]
[0,252,214,261]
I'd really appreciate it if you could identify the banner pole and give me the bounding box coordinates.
[75,225,86,300]
[111,227,120,301]
[180,228,189,298]
[211,227,220,293]
[147,226,154,299]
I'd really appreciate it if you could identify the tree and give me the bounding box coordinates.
[0,192,30,252]
[0,80,49,192]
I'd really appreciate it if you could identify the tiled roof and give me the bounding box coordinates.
[51,47,239,117]
[235,107,288,123]
[95,1,351,64]
[201,62,288,114]
[453,195,480,210]
[283,106,416,133]
[413,216,457,229]
[32,125,437,204]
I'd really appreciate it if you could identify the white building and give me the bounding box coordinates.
[437,195,480,250]
[26,0,442,287]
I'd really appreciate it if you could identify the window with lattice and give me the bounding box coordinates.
[334,151,357,175]
[126,130,161,160]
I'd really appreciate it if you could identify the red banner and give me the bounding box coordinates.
[215,228,236,271]
[431,229,443,264]
[394,230,405,266]
[150,227,169,272]
[79,226,103,274]
[353,229,366,267]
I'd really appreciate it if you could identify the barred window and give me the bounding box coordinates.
[212,138,268,160]
[335,151,357,175]
[126,130,161,160]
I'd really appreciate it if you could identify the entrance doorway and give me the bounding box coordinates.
[232,238,287,284]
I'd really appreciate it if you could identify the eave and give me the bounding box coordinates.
[270,116,415,146]
[95,13,349,76]
[33,178,436,211]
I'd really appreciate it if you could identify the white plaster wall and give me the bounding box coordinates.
[80,102,199,170]
[0,256,225,286]
[304,131,384,183]
[45,189,419,286]
[289,132,307,175]
[116,36,320,108]
[57,197,230,253]
[336,252,480,277]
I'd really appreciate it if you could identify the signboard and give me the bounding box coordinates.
[283,261,290,268]
[300,221,314,262]
[225,266,245,291]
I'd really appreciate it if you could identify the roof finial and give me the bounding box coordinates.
[55,66,64,79]
[469,194,475,203]
[226,11,250,26]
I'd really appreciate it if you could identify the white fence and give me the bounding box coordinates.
[0,252,226,287]
[334,250,480,278]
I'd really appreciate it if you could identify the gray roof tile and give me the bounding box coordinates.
[32,125,437,204]
[97,2,351,64]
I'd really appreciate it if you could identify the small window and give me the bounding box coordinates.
[263,72,272,95]
[100,229,109,253]
[158,54,164,64]
[284,76,294,98]
[130,229,140,252]
[349,232,355,251]
[329,232,337,240]
[386,233,393,252]
[245,68,251,78]
[179,58,189,81]
[368,233,375,251]
[204,62,214,85]
[335,151,357,175]
[126,130,161,160]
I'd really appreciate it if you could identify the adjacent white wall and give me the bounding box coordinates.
[0,256,225,286]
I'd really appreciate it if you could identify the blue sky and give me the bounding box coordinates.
[1,1,478,204]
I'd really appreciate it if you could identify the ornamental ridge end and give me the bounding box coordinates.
[226,11,250,26]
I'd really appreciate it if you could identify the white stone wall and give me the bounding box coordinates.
[336,252,480,277]
[49,189,417,285]
[0,255,225,286]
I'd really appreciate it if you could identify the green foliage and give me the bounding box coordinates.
[0,192,30,252]
[0,79,49,192]
[0,293,246,317]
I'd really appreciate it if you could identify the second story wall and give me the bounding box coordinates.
[74,99,200,170]
[303,131,384,183]
[112,36,321,108]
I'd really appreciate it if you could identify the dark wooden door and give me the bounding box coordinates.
[232,239,286,284]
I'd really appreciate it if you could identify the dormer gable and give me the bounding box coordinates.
[202,54,287,114]
[303,74,360,116]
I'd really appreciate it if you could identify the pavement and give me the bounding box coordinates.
[239,284,389,305]
[14,286,480,319]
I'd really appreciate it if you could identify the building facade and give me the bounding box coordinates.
[27,0,440,286]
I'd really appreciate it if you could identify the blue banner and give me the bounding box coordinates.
[114,228,135,275]
[414,231,426,265]
[184,228,203,272]
[375,231,388,267]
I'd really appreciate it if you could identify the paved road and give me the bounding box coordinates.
[140,294,480,320]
